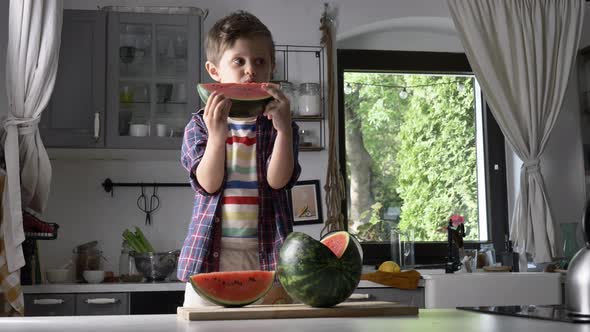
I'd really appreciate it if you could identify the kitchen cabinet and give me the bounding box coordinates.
[75,292,129,316]
[39,10,106,148]
[41,9,203,150]
[23,290,184,316]
[25,293,129,316]
[130,291,184,314]
[275,45,326,151]
[24,294,76,317]
[105,10,201,149]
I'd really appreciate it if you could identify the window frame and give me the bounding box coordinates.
[336,49,509,266]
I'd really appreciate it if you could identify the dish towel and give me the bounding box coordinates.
[360,270,421,290]
[0,173,24,315]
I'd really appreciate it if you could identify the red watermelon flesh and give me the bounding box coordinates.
[197,83,272,102]
[320,231,350,259]
[189,270,275,307]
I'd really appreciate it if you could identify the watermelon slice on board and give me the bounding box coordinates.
[189,270,275,307]
[197,83,273,118]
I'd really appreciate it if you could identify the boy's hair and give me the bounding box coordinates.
[206,11,275,66]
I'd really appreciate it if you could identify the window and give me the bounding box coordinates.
[337,50,509,265]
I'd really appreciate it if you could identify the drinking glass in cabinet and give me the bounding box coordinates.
[156,25,188,77]
[119,24,152,77]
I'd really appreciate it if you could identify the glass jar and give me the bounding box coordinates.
[299,128,312,147]
[73,247,103,283]
[279,81,298,115]
[298,83,321,116]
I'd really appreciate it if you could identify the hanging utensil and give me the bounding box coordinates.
[137,184,160,225]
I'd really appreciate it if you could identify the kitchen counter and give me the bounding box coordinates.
[0,309,586,331]
[22,280,399,294]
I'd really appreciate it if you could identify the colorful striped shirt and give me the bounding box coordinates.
[177,110,301,282]
[221,118,259,248]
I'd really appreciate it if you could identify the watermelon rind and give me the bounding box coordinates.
[189,270,275,307]
[197,83,273,118]
[278,231,362,308]
[198,83,272,101]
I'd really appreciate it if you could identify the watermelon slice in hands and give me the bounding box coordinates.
[197,83,273,118]
[189,270,275,307]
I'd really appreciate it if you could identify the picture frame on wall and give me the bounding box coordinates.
[288,180,323,226]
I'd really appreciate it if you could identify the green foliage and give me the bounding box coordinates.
[344,73,479,241]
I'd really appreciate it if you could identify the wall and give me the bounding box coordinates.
[0,0,585,274]
[0,0,8,118]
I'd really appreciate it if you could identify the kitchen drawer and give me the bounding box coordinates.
[25,293,76,316]
[76,292,129,315]
[351,287,425,308]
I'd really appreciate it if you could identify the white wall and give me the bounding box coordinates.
[0,0,585,273]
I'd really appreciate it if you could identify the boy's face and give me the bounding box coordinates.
[206,36,274,83]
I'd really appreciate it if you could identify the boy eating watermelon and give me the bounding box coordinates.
[178,10,301,306]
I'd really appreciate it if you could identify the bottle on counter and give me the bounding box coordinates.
[118,242,137,277]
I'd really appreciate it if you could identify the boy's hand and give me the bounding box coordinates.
[203,91,231,144]
[263,83,292,134]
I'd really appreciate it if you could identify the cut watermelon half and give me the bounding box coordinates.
[197,83,273,118]
[189,270,275,307]
[197,83,272,101]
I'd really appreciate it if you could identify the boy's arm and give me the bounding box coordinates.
[195,91,231,194]
[267,127,294,189]
[196,138,226,194]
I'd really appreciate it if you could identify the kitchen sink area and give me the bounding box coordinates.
[420,271,562,308]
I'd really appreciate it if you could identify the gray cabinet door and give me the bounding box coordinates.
[24,294,76,316]
[40,10,106,148]
[105,12,200,149]
[76,292,129,315]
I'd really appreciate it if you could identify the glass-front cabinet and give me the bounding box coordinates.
[106,11,201,149]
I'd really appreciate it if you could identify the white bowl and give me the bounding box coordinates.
[83,270,105,284]
[129,124,149,137]
[46,269,70,283]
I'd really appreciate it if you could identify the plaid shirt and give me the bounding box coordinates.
[177,110,301,282]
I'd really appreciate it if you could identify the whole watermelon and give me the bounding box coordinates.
[277,231,362,307]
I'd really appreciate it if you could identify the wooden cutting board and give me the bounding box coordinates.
[177,301,419,321]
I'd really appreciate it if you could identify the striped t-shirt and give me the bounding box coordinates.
[221,117,259,249]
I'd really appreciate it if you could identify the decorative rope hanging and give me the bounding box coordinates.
[319,4,345,237]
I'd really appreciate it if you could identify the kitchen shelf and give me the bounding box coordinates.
[275,44,326,151]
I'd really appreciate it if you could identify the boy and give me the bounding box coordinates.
[178,11,301,306]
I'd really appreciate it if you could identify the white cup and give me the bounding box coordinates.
[129,124,149,137]
[156,123,169,137]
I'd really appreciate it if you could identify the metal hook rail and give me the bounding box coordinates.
[102,178,190,197]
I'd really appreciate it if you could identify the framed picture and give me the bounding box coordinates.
[288,180,323,225]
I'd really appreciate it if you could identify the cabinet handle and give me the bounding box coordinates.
[348,293,372,300]
[33,299,65,305]
[84,298,119,304]
[94,112,101,142]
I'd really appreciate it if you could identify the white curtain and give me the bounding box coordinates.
[447,0,584,269]
[2,0,62,275]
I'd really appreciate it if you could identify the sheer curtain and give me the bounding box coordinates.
[1,0,62,315]
[447,0,584,270]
